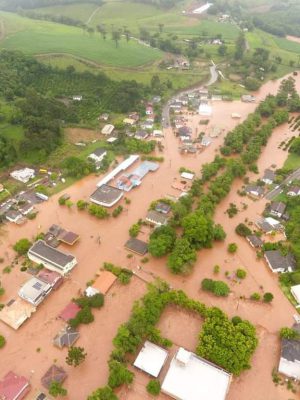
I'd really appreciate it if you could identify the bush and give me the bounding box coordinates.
[13,238,32,255]
[146,380,161,396]
[112,205,123,218]
[228,243,238,253]
[213,264,220,274]
[129,223,140,238]
[103,262,133,284]
[280,327,299,339]
[236,269,247,279]
[235,223,252,237]
[108,360,134,389]
[263,292,274,303]
[88,386,118,400]
[232,316,242,325]
[0,335,6,348]
[201,279,230,297]
[250,292,261,301]
[0,287,4,297]
[77,200,88,210]
[88,204,109,219]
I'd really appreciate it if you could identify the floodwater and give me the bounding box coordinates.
[0,73,300,399]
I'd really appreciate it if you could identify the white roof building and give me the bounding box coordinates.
[134,341,168,377]
[291,285,300,304]
[101,124,115,135]
[10,168,35,183]
[198,102,212,116]
[181,172,194,180]
[162,348,231,400]
[18,277,52,306]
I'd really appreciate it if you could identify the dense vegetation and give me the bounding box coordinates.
[0,0,102,11]
[88,280,258,399]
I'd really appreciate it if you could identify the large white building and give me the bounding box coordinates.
[28,240,77,276]
[134,341,168,377]
[10,168,35,183]
[162,348,231,400]
[18,277,52,306]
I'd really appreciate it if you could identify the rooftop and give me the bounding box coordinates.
[89,271,117,295]
[125,238,148,256]
[264,250,296,273]
[281,338,300,362]
[90,185,123,207]
[53,327,80,349]
[155,202,171,214]
[37,269,63,288]
[41,365,67,389]
[0,298,36,330]
[162,348,231,400]
[134,341,168,378]
[90,148,107,157]
[146,210,168,225]
[18,277,52,306]
[0,371,30,400]
[247,235,263,248]
[59,302,81,322]
[28,240,76,270]
[263,169,276,181]
[270,201,286,214]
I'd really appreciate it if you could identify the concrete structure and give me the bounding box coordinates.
[90,185,123,207]
[97,155,139,187]
[198,102,212,116]
[101,124,114,135]
[162,348,231,400]
[181,172,194,180]
[28,240,77,276]
[279,333,300,379]
[18,277,52,306]
[0,298,36,330]
[241,94,256,103]
[264,250,296,273]
[0,371,30,400]
[88,148,107,168]
[291,285,300,304]
[270,201,286,218]
[10,168,35,183]
[146,210,168,227]
[287,186,300,196]
[134,341,168,377]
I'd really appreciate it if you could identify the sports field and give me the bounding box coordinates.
[0,11,162,67]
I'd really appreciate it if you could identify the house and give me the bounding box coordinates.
[85,271,117,297]
[18,202,34,216]
[153,130,164,138]
[41,365,67,390]
[146,106,153,115]
[291,285,300,304]
[59,302,80,322]
[264,250,296,273]
[198,102,212,116]
[90,185,123,208]
[10,168,35,183]
[178,126,191,140]
[101,124,115,135]
[53,326,79,349]
[146,210,168,227]
[140,122,153,130]
[125,238,148,256]
[88,148,107,168]
[155,202,171,214]
[72,95,82,101]
[0,298,36,330]
[262,169,276,185]
[279,328,300,379]
[201,136,212,147]
[246,235,263,248]
[287,186,300,197]
[161,347,232,400]
[128,112,139,122]
[37,269,63,290]
[123,118,136,126]
[58,231,80,246]
[135,130,149,140]
[134,341,169,377]
[0,371,31,400]
[181,172,194,180]
[241,94,256,103]
[28,240,77,276]
[5,210,23,224]
[269,201,286,218]
[245,185,264,198]
[18,277,52,307]
[256,220,275,234]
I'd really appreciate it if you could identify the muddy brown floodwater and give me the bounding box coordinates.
[0,73,300,400]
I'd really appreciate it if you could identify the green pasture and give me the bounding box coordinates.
[33,2,98,22]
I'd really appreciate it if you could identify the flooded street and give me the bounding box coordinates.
[0,73,300,399]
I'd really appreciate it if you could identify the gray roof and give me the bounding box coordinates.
[53,327,79,348]
[264,250,296,272]
[247,235,263,248]
[125,238,148,255]
[146,210,168,225]
[178,126,191,136]
[270,202,286,214]
[263,169,275,181]
[135,130,149,139]
[90,185,123,206]
[281,338,300,362]
[245,185,264,196]
[155,202,171,214]
[257,221,274,233]
[29,240,75,269]
[288,186,300,195]
[91,148,107,157]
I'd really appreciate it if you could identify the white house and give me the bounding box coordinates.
[88,148,107,168]
[5,210,23,224]
[10,168,35,183]
[287,186,300,197]
[279,330,300,380]
[134,341,169,377]
[146,210,168,227]
[18,277,52,306]
[101,124,115,135]
[262,169,276,185]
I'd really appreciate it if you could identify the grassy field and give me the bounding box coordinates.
[283,153,300,170]
[33,2,98,23]
[0,11,162,67]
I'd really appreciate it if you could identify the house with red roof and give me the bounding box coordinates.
[0,371,30,400]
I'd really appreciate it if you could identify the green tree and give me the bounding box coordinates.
[263,292,274,303]
[112,30,121,48]
[88,386,118,400]
[146,379,161,395]
[182,211,214,249]
[280,327,299,339]
[129,223,140,238]
[0,286,5,297]
[250,292,261,301]
[236,269,247,279]
[108,360,134,388]
[0,335,6,348]
[235,223,252,237]
[148,225,176,257]
[13,238,32,255]
[77,200,88,210]
[167,238,197,274]
[289,138,300,155]
[48,381,67,398]
[228,243,238,253]
[244,77,261,91]
[88,204,109,219]
[213,281,230,297]
[66,346,87,367]
[218,44,227,56]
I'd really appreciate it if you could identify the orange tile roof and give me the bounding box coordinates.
[92,271,117,294]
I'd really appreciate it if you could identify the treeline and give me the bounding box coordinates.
[131,0,180,10]
[0,0,102,11]
[19,10,85,27]
[88,281,257,399]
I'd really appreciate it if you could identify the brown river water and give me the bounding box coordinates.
[0,73,300,400]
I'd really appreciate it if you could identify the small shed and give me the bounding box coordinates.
[58,231,80,246]
[41,365,67,389]
[125,238,148,256]
[85,271,117,296]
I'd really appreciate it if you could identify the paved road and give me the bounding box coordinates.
[265,167,300,200]
[161,64,218,129]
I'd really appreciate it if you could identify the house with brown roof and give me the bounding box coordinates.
[0,298,36,330]
[0,371,30,400]
[41,365,67,390]
[85,271,117,297]
[125,238,148,256]
[269,202,286,218]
